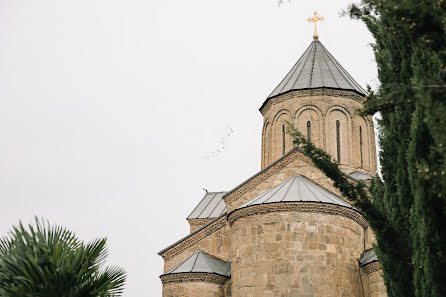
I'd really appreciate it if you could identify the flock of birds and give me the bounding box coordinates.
[203,125,234,160]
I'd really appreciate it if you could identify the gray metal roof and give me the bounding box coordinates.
[187,192,227,219]
[359,248,378,266]
[268,39,367,99]
[348,171,373,181]
[162,250,231,277]
[237,174,355,210]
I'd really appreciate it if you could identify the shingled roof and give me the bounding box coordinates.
[359,248,378,266]
[161,250,231,277]
[266,38,366,100]
[236,174,355,210]
[187,192,227,220]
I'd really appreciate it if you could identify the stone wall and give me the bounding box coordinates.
[230,211,365,297]
[367,270,386,297]
[260,89,377,174]
[163,221,232,272]
[162,281,223,297]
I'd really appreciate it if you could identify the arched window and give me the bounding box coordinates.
[267,127,271,164]
[359,126,363,168]
[336,120,341,163]
[282,124,286,155]
[307,121,311,142]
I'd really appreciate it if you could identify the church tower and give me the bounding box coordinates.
[260,38,377,175]
[158,13,386,297]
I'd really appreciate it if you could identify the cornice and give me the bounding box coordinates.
[188,218,213,228]
[227,201,368,229]
[160,272,229,285]
[362,261,382,274]
[159,215,227,261]
[260,88,366,116]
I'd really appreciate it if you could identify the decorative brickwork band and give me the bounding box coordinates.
[227,202,368,229]
[160,272,229,285]
[159,216,227,261]
[260,88,366,115]
[362,261,382,274]
[188,218,213,232]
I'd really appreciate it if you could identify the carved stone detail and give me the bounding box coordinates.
[362,261,382,274]
[160,272,229,285]
[227,201,368,229]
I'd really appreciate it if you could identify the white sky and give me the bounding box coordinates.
[0,0,377,296]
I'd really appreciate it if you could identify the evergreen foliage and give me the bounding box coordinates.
[0,218,126,297]
[289,1,446,296]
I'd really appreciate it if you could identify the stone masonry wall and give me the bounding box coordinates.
[231,211,365,297]
[162,281,223,297]
[163,223,232,272]
[368,270,386,297]
[261,89,377,174]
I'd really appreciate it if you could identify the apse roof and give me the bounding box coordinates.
[236,174,355,210]
[359,248,378,266]
[187,192,227,220]
[162,250,231,277]
[266,39,367,100]
[348,171,373,181]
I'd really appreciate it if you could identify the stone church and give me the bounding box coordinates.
[158,23,387,297]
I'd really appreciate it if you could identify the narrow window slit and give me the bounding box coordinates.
[336,120,341,163]
[307,121,311,143]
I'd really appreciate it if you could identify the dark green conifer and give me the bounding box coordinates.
[289,1,446,296]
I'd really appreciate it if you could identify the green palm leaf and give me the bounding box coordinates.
[0,218,126,297]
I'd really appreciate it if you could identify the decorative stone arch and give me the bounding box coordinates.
[295,105,324,148]
[271,109,292,161]
[326,106,353,166]
[272,109,293,125]
[352,115,372,171]
[262,121,272,168]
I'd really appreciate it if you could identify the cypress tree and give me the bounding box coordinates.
[288,1,446,296]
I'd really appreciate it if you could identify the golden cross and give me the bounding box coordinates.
[307,11,324,39]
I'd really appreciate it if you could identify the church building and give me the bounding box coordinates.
[158,13,387,297]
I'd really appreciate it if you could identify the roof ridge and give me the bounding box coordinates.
[280,175,296,202]
[307,42,317,88]
[271,41,315,97]
[189,251,200,272]
[291,41,315,91]
[201,252,226,275]
[316,42,325,87]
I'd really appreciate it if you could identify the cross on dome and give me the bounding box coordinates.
[307,11,324,39]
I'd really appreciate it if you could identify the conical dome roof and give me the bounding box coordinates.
[267,39,366,99]
[162,250,231,277]
[237,174,355,210]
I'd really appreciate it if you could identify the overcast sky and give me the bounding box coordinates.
[0,0,377,296]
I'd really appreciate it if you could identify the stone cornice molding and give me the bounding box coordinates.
[362,261,382,274]
[187,218,213,229]
[159,215,227,261]
[160,272,229,285]
[260,88,366,116]
[223,148,314,209]
[227,201,368,229]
